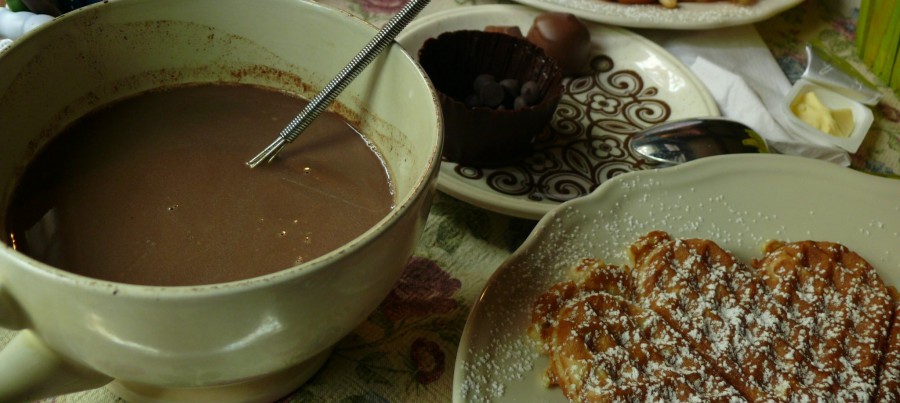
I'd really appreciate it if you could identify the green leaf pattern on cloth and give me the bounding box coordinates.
[289,194,534,401]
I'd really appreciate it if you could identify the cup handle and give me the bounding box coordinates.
[0,279,26,331]
[0,281,112,401]
[0,331,112,401]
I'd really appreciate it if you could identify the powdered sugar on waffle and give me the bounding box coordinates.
[543,291,744,401]
[528,259,745,402]
[876,295,900,401]
[751,241,895,401]
[528,232,898,401]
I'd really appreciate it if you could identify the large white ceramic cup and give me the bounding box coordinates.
[0,0,442,401]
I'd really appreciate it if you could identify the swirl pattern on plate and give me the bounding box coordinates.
[450,55,665,203]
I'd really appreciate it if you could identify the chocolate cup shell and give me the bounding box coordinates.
[419,30,563,167]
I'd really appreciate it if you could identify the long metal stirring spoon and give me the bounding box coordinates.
[246,0,431,168]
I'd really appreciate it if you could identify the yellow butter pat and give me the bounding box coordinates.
[791,91,854,137]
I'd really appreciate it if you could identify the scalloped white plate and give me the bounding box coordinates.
[513,0,803,29]
[397,5,718,220]
[453,153,900,402]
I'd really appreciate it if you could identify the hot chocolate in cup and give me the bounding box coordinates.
[0,0,442,401]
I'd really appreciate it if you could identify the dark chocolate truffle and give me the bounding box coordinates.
[526,12,591,76]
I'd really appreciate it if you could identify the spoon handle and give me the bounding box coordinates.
[247,0,432,168]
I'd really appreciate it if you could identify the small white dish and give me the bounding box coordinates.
[452,153,900,402]
[781,78,874,153]
[397,5,718,220]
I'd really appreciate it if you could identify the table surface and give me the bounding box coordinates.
[3,0,899,401]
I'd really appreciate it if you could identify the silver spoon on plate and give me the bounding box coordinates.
[630,118,769,165]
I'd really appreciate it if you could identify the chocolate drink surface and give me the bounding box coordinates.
[4,84,394,286]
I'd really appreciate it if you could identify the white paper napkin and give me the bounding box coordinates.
[637,25,851,166]
[0,6,53,41]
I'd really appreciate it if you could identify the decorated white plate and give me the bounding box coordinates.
[397,5,718,220]
[452,154,900,402]
[513,0,803,29]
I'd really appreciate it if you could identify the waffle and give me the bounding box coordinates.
[530,231,898,402]
[530,260,744,402]
[752,240,895,400]
[877,292,900,402]
[629,232,826,401]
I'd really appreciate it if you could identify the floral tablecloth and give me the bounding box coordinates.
[4,0,898,401]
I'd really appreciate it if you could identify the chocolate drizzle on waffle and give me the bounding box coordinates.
[530,259,744,401]
[877,292,900,402]
[530,231,899,402]
[753,240,894,400]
